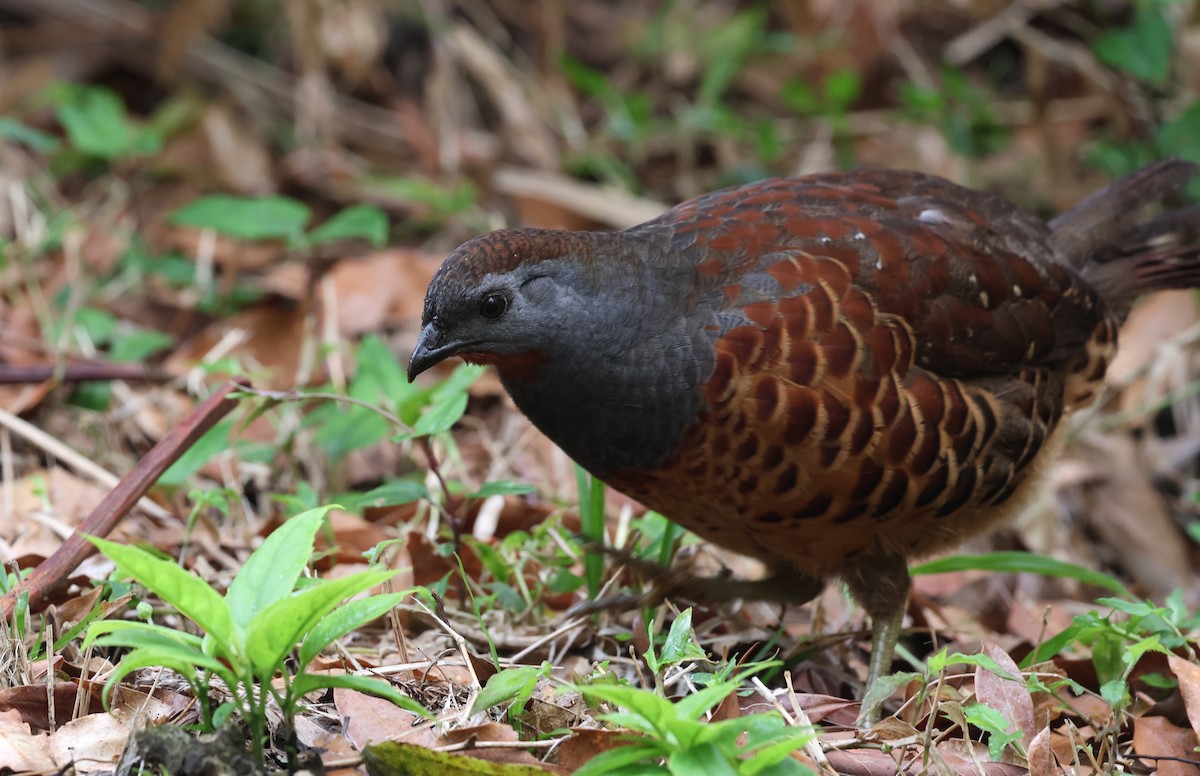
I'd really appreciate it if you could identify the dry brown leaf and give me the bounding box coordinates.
[323,248,445,335]
[1168,654,1200,740]
[47,711,128,772]
[1108,290,1200,414]
[201,102,276,195]
[156,0,231,82]
[554,728,632,772]
[164,301,310,389]
[316,509,392,563]
[1132,715,1200,776]
[976,643,1036,750]
[0,712,55,773]
[336,688,436,750]
[1026,724,1058,776]
[0,681,105,731]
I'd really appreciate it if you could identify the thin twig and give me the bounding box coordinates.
[0,379,246,617]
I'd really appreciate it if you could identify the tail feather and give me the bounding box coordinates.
[1049,158,1198,270]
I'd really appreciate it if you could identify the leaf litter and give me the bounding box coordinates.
[1,1,1200,773]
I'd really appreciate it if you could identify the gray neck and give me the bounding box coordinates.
[500,231,716,477]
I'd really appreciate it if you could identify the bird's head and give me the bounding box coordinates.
[407,228,616,382]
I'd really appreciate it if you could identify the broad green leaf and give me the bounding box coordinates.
[159,421,234,486]
[87,633,229,676]
[572,742,666,776]
[656,608,703,666]
[84,620,203,652]
[170,195,311,242]
[668,742,738,776]
[227,505,335,633]
[298,591,408,668]
[96,647,238,713]
[912,551,1130,596]
[674,679,737,721]
[471,664,549,714]
[88,536,235,645]
[1093,5,1173,86]
[55,86,137,158]
[1020,621,1089,667]
[409,391,468,437]
[858,671,921,723]
[291,673,431,717]
[579,684,676,736]
[110,329,173,362]
[309,205,388,247]
[926,648,1015,680]
[244,569,395,677]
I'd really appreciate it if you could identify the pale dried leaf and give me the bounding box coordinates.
[976,643,1036,749]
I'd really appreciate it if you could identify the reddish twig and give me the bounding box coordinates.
[1,379,248,618]
[0,362,167,385]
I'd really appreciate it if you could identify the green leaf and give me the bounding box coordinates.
[467,481,537,498]
[84,620,203,652]
[341,479,428,511]
[674,680,736,722]
[55,85,140,158]
[244,569,395,677]
[964,703,1023,760]
[1094,5,1173,86]
[170,195,312,242]
[291,673,431,717]
[73,307,116,345]
[87,536,235,647]
[110,329,173,362]
[69,382,111,411]
[309,205,389,247]
[926,648,1016,680]
[227,505,334,633]
[409,391,468,437]
[472,664,550,714]
[571,740,664,776]
[858,671,921,723]
[1155,103,1200,164]
[912,551,1130,596]
[86,631,229,676]
[656,608,704,667]
[823,69,861,112]
[159,420,234,486]
[95,647,234,712]
[299,591,409,668]
[0,117,61,153]
[668,742,739,776]
[578,683,676,736]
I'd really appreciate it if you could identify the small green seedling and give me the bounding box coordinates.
[572,659,815,776]
[84,505,430,765]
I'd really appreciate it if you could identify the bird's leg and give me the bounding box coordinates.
[843,552,911,727]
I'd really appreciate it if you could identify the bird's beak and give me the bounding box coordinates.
[407,322,456,382]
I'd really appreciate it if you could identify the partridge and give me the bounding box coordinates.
[408,160,1200,715]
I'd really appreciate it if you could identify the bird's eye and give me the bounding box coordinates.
[478,293,509,319]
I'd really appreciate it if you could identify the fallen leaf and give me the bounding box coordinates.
[976,643,1036,750]
[1132,715,1200,776]
[0,714,55,773]
[336,688,436,750]
[1168,654,1200,739]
